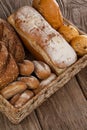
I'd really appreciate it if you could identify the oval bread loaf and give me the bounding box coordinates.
[32,0,63,30]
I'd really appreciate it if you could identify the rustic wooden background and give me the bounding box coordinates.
[0,0,87,130]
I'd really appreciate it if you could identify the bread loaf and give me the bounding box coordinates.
[32,0,63,29]
[8,6,77,75]
[0,18,25,62]
[0,54,19,89]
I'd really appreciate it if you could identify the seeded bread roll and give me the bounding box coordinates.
[32,0,63,29]
[58,25,79,42]
[8,6,77,75]
[0,18,25,62]
[71,35,87,56]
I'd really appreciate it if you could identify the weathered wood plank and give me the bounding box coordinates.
[76,67,87,99]
[36,78,87,130]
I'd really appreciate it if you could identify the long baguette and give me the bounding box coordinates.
[8,6,77,75]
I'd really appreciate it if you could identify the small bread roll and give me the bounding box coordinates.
[58,25,79,42]
[71,35,87,56]
[18,76,40,89]
[18,60,34,76]
[33,73,57,94]
[14,90,34,108]
[10,94,20,105]
[32,0,63,29]
[33,61,51,79]
[1,81,27,99]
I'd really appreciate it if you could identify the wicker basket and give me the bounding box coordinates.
[0,17,87,124]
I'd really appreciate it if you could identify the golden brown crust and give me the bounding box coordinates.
[71,35,87,56]
[58,24,79,42]
[1,81,27,99]
[18,60,34,76]
[0,54,19,89]
[14,90,34,108]
[33,60,51,79]
[32,0,63,29]
[0,18,25,62]
[18,76,40,89]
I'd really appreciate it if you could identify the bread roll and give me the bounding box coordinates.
[32,0,63,29]
[71,35,87,56]
[58,25,79,42]
[33,60,51,79]
[10,94,20,105]
[8,6,77,75]
[33,73,57,94]
[18,76,40,89]
[14,90,34,108]
[1,81,27,99]
[18,60,34,76]
[0,18,25,62]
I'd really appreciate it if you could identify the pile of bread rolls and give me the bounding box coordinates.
[0,0,87,109]
[1,59,56,108]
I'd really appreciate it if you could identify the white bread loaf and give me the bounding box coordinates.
[8,6,77,75]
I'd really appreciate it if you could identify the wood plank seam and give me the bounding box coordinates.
[76,76,87,100]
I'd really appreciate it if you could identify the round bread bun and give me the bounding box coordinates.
[32,0,63,30]
[33,60,51,80]
[70,35,87,56]
[18,76,40,89]
[18,60,34,76]
[58,24,79,42]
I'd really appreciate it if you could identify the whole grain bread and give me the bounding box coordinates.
[0,18,25,62]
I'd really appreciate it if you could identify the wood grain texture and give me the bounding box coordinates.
[0,0,87,129]
[36,78,87,130]
[76,67,87,99]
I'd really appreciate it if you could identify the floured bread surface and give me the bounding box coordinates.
[0,18,25,62]
[0,54,19,89]
[13,6,77,68]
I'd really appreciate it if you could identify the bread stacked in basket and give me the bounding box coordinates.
[0,0,87,109]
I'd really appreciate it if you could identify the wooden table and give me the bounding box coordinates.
[0,0,87,130]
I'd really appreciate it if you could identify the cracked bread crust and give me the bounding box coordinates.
[0,54,19,89]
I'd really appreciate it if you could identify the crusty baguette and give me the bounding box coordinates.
[32,0,63,30]
[8,6,77,75]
